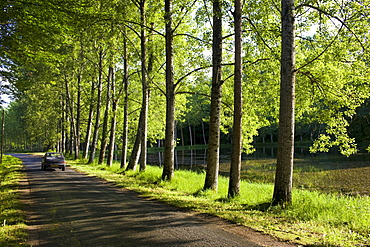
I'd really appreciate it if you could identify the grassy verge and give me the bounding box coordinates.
[0,155,28,246]
[69,160,369,246]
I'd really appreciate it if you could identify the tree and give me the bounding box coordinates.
[272,0,295,206]
[161,0,200,180]
[272,0,370,205]
[126,0,149,172]
[107,67,118,167]
[228,0,242,198]
[3,0,369,195]
[162,0,175,180]
[83,79,96,160]
[120,28,130,168]
[0,110,5,163]
[3,101,28,150]
[98,66,112,164]
[204,0,223,191]
[88,49,104,164]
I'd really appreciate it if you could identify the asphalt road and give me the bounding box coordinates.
[14,154,296,247]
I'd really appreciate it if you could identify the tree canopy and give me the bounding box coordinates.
[1,0,369,204]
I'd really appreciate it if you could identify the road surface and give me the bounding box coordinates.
[14,154,296,247]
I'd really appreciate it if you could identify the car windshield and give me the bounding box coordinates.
[47,153,63,158]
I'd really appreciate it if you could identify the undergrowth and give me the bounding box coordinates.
[70,160,370,246]
[0,155,28,246]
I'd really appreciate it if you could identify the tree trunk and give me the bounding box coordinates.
[272,0,296,206]
[107,69,117,167]
[139,22,154,171]
[0,110,4,164]
[75,74,81,160]
[65,77,76,157]
[88,49,104,164]
[202,122,207,145]
[98,66,112,164]
[126,0,148,171]
[60,100,66,153]
[228,0,242,198]
[188,123,193,146]
[192,126,196,145]
[139,0,148,172]
[139,93,148,171]
[180,128,184,146]
[162,0,175,180]
[83,80,95,160]
[126,124,141,170]
[204,0,222,191]
[57,107,62,152]
[69,118,74,155]
[120,33,129,169]
[63,104,68,153]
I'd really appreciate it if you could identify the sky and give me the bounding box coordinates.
[0,76,11,107]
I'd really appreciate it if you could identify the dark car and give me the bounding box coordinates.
[41,152,66,171]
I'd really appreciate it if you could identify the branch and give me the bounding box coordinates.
[174,65,212,88]
[131,0,140,9]
[202,0,213,29]
[296,23,343,72]
[147,62,166,96]
[296,3,366,51]
[243,17,280,61]
[175,58,271,89]
[175,91,233,111]
[173,0,198,33]
[223,33,234,40]
[173,33,211,46]
[222,58,271,68]
[120,20,165,38]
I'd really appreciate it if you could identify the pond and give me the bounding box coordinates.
[147,146,370,196]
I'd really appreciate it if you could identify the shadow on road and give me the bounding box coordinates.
[13,153,296,247]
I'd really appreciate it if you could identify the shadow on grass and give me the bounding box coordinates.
[242,202,272,212]
[192,189,207,197]
[192,189,274,212]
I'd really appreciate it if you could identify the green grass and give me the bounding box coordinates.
[69,160,370,246]
[0,155,28,246]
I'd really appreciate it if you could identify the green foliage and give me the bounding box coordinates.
[2,0,369,157]
[2,0,370,242]
[0,155,28,246]
[292,0,370,156]
[4,101,28,151]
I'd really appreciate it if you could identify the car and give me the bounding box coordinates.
[41,152,66,171]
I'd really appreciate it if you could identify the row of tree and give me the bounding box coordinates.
[1,0,369,205]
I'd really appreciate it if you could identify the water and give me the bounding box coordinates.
[146,146,286,168]
[147,146,370,195]
[147,146,370,168]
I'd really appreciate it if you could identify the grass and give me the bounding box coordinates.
[0,155,28,246]
[69,159,370,247]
